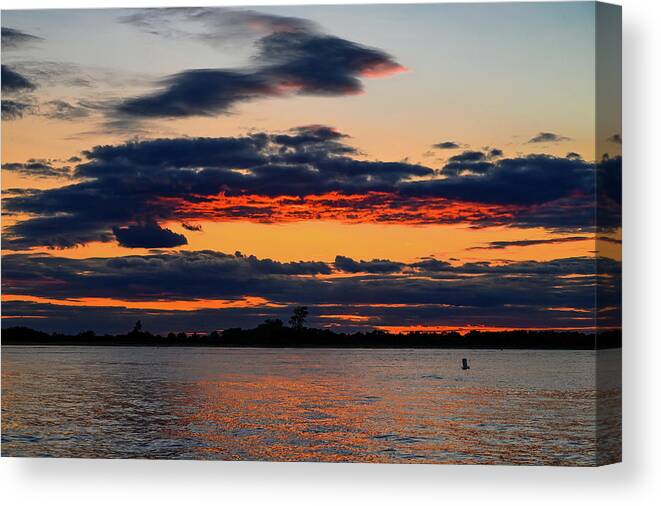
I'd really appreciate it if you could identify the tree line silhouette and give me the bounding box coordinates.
[1,306,621,349]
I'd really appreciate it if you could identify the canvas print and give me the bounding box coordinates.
[1,2,621,465]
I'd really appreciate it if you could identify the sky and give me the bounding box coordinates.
[1,3,621,335]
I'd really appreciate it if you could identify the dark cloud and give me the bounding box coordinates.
[0,64,96,122]
[409,154,596,206]
[2,160,70,179]
[3,129,618,249]
[1,251,613,302]
[273,124,352,151]
[468,236,589,250]
[528,132,571,143]
[116,69,275,118]
[7,61,98,89]
[1,64,37,92]
[232,251,331,275]
[488,148,503,158]
[440,150,492,177]
[80,133,269,169]
[255,30,403,95]
[410,258,453,272]
[3,214,116,250]
[334,255,404,274]
[566,152,582,160]
[1,251,621,333]
[114,10,404,120]
[1,65,38,120]
[433,141,460,149]
[1,250,332,301]
[607,133,622,144]
[41,100,93,120]
[1,99,33,120]
[596,154,622,233]
[113,221,188,248]
[448,151,486,163]
[1,27,43,49]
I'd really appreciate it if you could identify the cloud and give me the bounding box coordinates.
[1,99,33,120]
[410,258,452,272]
[182,222,203,232]
[528,132,571,143]
[40,100,93,120]
[116,69,275,118]
[2,160,71,179]
[112,221,188,248]
[8,61,101,89]
[119,7,316,46]
[468,236,589,250]
[1,64,37,92]
[448,151,486,163]
[1,65,40,121]
[1,27,42,49]
[0,62,99,122]
[3,214,116,250]
[334,255,404,274]
[255,30,404,93]
[273,124,352,150]
[114,10,405,120]
[409,153,597,206]
[607,133,622,144]
[1,251,621,333]
[433,141,461,149]
[439,150,492,177]
[3,128,619,250]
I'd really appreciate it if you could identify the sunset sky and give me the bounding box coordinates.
[1,3,621,334]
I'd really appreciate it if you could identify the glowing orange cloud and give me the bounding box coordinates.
[318,314,373,322]
[1,294,284,311]
[161,191,522,226]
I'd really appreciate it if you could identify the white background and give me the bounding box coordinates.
[1,0,659,504]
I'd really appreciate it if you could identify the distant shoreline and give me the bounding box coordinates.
[1,343,621,350]
[1,326,622,350]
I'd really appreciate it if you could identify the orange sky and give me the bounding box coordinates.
[0,4,621,333]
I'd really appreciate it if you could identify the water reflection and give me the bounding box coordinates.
[1,347,621,464]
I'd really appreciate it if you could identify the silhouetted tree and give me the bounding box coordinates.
[131,320,143,335]
[289,306,308,330]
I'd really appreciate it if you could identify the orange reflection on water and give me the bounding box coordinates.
[2,347,620,464]
[163,349,619,464]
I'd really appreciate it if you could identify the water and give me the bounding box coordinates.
[1,346,621,465]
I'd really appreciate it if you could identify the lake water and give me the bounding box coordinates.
[1,346,621,465]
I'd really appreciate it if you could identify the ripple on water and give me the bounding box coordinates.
[1,346,621,464]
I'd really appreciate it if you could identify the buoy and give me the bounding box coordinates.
[461,358,470,370]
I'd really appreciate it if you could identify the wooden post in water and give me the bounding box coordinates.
[461,358,470,370]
